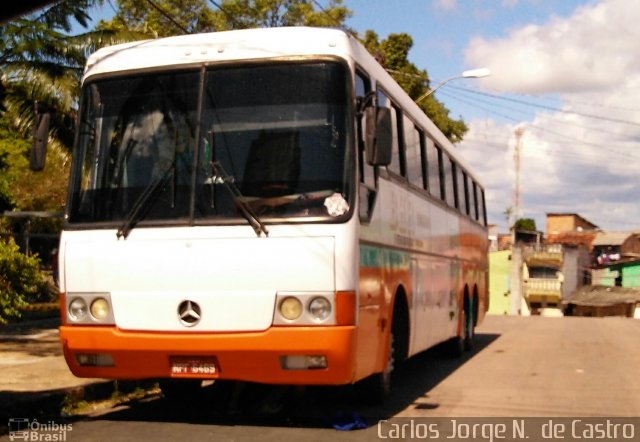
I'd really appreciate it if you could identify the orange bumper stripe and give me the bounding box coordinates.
[60,325,357,385]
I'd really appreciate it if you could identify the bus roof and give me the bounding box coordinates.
[84,27,354,79]
[84,27,482,186]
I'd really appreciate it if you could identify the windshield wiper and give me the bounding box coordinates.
[211,161,269,238]
[116,163,174,239]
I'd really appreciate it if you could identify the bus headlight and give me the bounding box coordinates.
[279,297,303,320]
[273,292,337,325]
[308,297,332,321]
[66,293,114,325]
[68,298,88,321]
[90,298,111,320]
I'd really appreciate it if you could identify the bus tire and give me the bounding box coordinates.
[355,294,407,403]
[355,331,394,403]
[159,379,202,401]
[450,294,475,356]
[463,297,475,351]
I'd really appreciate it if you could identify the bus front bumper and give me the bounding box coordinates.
[59,325,357,385]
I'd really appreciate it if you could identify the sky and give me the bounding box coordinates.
[345,0,640,234]
[79,0,640,233]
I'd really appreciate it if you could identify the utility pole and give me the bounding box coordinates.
[513,126,524,223]
[510,126,525,316]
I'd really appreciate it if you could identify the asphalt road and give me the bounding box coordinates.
[3,315,640,441]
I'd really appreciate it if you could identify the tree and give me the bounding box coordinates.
[98,0,352,37]
[0,0,147,154]
[98,0,217,36]
[503,206,513,229]
[0,1,147,213]
[211,0,351,30]
[361,31,467,143]
[0,115,69,213]
[0,237,49,324]
[513,218,537,232]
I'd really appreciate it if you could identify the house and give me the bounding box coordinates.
[488,213,599,316]
[592,232,640,266]
[592,258,640,288]
[488,249,511,315]
[546,213,600,235]
[545,230,598,251]
[487,224,513,252]
[563,285,640,317]
[519,242,590,313]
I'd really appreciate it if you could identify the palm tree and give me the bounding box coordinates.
[0,0,146,152]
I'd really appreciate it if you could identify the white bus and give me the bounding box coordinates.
[56,27,488,400]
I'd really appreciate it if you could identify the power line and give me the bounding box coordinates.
[440,90,640,160]
[454,82,640,115]
[209,0,242,29]
[448,84,640,129]
[310,0,346,29]
[443,87,632,140]
[208,0,350,32]
[462,136,640,168]
[561,97,640,114]
[145,0,190,34]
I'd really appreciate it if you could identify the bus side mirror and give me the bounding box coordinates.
[30,107,50,171]
[364,106,392,166]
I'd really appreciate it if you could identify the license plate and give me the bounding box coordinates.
[170,356,218,375]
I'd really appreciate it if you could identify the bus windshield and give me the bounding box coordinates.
[68,61,352,228]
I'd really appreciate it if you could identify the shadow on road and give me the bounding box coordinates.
[89,332,500,429]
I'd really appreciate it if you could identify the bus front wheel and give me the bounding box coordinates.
[355,331,394,402]
[355,297,408,403]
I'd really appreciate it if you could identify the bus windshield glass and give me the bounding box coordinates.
[68,61,351,226]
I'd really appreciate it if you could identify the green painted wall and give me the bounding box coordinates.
[489,250,511,315]
[622,264,640,288]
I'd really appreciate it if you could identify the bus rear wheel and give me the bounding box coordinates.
[449,297,475,357]
[463,298,475,351]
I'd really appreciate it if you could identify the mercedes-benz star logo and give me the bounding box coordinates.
[178,300,201,327]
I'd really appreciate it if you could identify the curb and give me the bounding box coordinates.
[1,380,157,435]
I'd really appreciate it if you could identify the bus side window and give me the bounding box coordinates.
[357,70,378,224]
[356,71,375,188]
[405,124,424,190]
[451,161,460,210]
[377,90,402,177]
[480,188,487,225]
[426,137,440,198]
[390,106,404,177]
[437,146,446,201]
[472,181,479,221]
[456,165,467,215]
[462,171,471,216]
[418,129,427,191]
[444,154,455,208]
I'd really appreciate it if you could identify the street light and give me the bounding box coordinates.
[415,67,491,104]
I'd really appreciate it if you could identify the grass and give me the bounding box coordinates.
[61,383,161,416]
